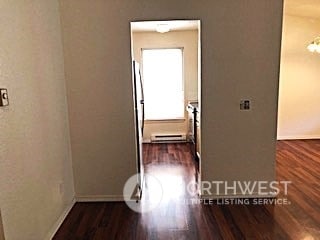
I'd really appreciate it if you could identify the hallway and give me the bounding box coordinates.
[54,141,320,239]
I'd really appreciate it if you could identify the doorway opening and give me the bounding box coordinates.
[130,20,202,203]
[277,2,320,140]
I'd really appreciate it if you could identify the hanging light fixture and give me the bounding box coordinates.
[307,37,320,53]
[156,24,170,33]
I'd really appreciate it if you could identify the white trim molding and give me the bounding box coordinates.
[0,209,5,240]
[45,198,76,240]
[277,135,320,140]
[75,195,125,202]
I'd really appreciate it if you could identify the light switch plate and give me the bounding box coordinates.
[240,100,250,110]
[0,88,9,107]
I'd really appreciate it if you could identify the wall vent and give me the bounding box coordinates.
[151,133,187,143]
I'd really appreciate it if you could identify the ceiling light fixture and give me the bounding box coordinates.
[156,24,170,33]
[307,37,320,53]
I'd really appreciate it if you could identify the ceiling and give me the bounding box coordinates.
[130,2,320,32]
[285,0,320,19]
[131,20,199,33]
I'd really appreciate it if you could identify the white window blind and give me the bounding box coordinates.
[142,48,184,120]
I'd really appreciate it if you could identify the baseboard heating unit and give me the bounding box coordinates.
[151,133,187,143]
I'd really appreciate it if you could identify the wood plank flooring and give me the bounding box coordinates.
[54,141,320,240]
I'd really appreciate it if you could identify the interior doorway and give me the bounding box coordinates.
[277,2,320,140]
[130,20,202,199]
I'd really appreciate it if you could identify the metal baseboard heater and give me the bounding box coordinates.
[151,133,187,143]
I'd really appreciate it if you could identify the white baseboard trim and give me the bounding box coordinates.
[76,195,124,202]
[45,198,76,240]
[277,135,320,140]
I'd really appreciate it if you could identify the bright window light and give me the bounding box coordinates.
[142,48,184,120]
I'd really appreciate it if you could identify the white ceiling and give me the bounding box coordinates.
[131,2,320,33]
[285,0,320,19]
[131,20,199,33]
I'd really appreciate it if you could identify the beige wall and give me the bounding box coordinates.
[278,15,320,139]
[60,0,283,198]
[132,30,199,141]
[0,1,74,239]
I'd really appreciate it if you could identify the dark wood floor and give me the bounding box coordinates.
[54,141,320,240]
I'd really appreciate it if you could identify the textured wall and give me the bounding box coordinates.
[278,15,320,139]
[0,1,74,239]
[132,30,199,141]
[60,0,283,198]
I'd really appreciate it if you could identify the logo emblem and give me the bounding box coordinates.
[123,173,163,213]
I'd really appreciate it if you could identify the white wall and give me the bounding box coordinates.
[59,0,283,198]
[0,1,75,239]
[278,15,320,139]
[132,30,199,141]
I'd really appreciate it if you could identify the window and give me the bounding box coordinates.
[142,48,184,120]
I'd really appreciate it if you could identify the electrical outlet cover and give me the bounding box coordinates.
[0,88,9,106]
